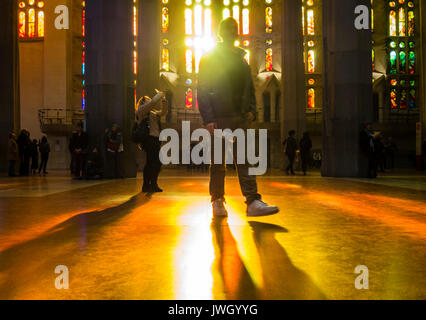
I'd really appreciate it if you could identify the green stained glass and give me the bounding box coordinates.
[399,42,405,49]
[408,51,415,74]
[408,41,415,49]
[409,80,415,86]
[399,51,406,73]
[390,41,397,48]
[389,51,397,74]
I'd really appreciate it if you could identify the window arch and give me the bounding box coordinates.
[18,1,45,39]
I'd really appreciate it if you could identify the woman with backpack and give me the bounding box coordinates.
[136,90,168,193]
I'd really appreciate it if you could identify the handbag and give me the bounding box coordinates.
[131,116,150,148]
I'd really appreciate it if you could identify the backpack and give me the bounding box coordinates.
[131,116,150,149]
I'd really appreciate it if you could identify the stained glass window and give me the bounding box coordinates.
[185,9,193,35]
[307,50,315,73]
[398,7,405,36]
[266,48,273,71]
[308,88,315,109]
[389,10,397,36]
[185,88,193,109]
[242,8,249,35]
[307,9,314,35]
[407,10,414,36]
[162,7,169,33]
[19,11,26,38]
[265,7,272,33]
[82,1,86,109]
[386,1,417,111]
[18,1,45,39]
[162,48,169,71]
[186,49,193,74]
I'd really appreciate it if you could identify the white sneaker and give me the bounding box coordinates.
[212,199,228,217]
[247,200,279,217]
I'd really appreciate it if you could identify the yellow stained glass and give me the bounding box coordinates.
[162,48,169,71]
[307,9,314,35]
[244,50,250,64]
[302,6,305,35]
[162,7,169,33]
[399,7,405,36]
[18,11,25,38]
[265,7,272,33]
[407,10,414,36]
[28,8,35,38]
[389,10,396,36]
[37,10,44,37]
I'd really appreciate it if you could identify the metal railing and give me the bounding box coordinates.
[38,108,85,134]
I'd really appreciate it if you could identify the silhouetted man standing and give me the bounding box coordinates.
[198,18,279,218]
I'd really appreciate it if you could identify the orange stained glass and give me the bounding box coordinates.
[162,48,169,71]
[162,7,169,33]
[185,9,193,35]
[399,7,406,36]
[28,8,35,38]
[389,10,397,36]
[302,6,305,35]
[307,50,315,73]
[265,7,272,33]
[19,11,26,38]
[133,6,137,36]
[37,10,44,37]
[308,88,315,109]
[307,9,314,35]
[242,8,249,35]
[390,89,397,109]
[266,48,272,71]
[186,49,193,74]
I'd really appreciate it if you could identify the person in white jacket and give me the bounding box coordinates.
[136,90,168,193]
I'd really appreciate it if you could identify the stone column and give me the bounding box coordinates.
[0,0,20,172]
[271,90,276,123]
[281,0,306,142]
[86,0,136,178]
[322,0,373,177]
[138,0,160,97]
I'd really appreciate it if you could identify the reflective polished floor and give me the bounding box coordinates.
[0,171,425,300]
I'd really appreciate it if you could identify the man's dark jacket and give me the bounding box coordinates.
[197,44,257,125]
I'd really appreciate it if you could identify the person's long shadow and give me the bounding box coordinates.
[210,217,259,300]
[249,221,326,300]
[0,193,151,273]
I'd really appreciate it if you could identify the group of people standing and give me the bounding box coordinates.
[7,130,50,177]
[282,131,313,176]
[68,123,124,180]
